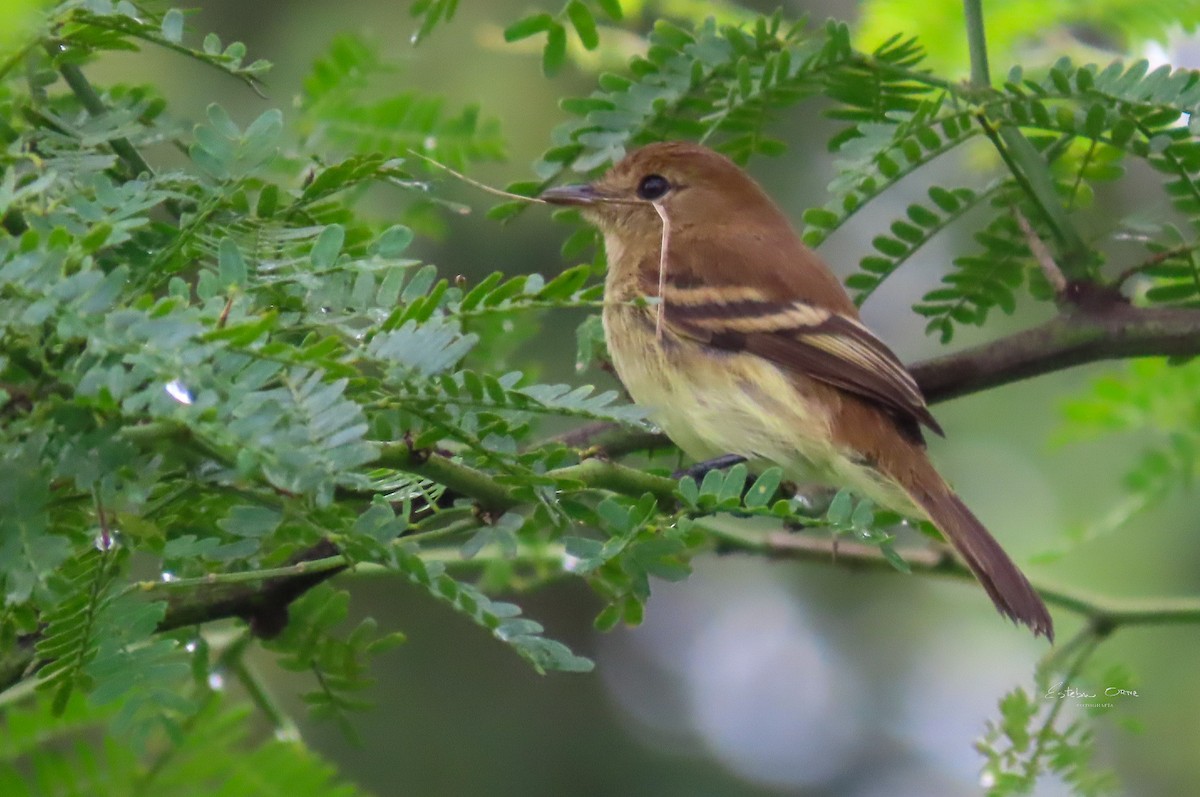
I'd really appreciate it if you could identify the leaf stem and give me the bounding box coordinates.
[223,632,303,742]
[962,0,991,86]
[130,556,349,594]
[53,51,154,178]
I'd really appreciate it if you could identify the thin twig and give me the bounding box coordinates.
[1015,208,1067,296]
[700,520,1200,629]
[52,49,154,178]
[224,632,303,742]
[406,149,547,204]
[1112,243,1200,290]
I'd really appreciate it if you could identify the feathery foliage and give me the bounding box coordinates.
[1,0,1197,793]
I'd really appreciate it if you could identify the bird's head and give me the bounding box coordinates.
[541,141,781,239]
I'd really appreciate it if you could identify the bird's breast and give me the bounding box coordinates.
[603,300,829,466]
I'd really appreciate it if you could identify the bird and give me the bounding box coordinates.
[541,141,1053,639]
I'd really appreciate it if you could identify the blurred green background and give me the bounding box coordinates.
[88,1,1200,794]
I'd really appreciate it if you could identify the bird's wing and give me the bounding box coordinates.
[659,282,944,439]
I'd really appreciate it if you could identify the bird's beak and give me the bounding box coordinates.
[540,183,603,206]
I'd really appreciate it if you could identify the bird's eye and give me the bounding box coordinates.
[636,174,671,201]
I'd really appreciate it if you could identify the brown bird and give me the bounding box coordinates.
[542,141,1053,639]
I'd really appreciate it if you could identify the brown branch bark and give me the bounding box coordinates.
[911,303,1200,404]
[0,542,347,696]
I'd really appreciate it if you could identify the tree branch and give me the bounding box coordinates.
[704,523,1200,631]
[548,457,679,503]
[911,303,1200,404]
[0,541,350,701]
[375,441,518,512]
[552,423,665,457]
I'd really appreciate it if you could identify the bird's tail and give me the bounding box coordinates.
[904,459,1054,640]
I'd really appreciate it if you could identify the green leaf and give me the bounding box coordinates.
[563,536,606,574]
[503,13,554,42]
[826,489,853,526]
[716,463,748,504]
[218,237,247,287]
[396,551,591,674]
[566,1,600,50]
[879,544,910,573]
[0,457,68,606]
[218,505,281,538]
[928,185,961,212]
[595,0,623,20]
[596,496,632,533]
[698,468,724,500]
[311,224,346,268]
[850,498,875,531]
[803,207,839,229]
[871,235,907,256]
[677,475,700,507]
[255,183,278,218]
[594,604,622,631]
[1145,282,1198,303]
[575,314,606,370]
[542,23,567,76]
[242,109,283,160]
[744,468,782,508]
[373,225,414,257]
[999,688,1035,752]
[161,8,184,43]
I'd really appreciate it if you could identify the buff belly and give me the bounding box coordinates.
[603,304,917,515]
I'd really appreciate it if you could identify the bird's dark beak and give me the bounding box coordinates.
[540,183,602,206]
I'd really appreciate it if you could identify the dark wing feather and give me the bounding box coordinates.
[663,291,943,440]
